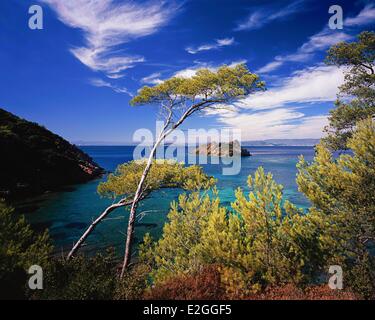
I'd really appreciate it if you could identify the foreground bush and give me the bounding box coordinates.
[297,118,375,298]
[245,284,358,300]
[32,253,150,300]
[0,201,52,299]
[140,119,375,299]
[140,169,324,296]
[114,263,150,300]
[144,265,225,300]
[143,267,358,300]
[34,250,117,300]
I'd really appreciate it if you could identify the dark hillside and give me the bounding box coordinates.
[0,108,104,199]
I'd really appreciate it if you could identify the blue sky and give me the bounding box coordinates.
[1,0,374,143]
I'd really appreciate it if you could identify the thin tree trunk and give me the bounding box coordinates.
[67,100,222,269]
[67,199,132,259]
[120,137,163,277]
[120,100,223,277]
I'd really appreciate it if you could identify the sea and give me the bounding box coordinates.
[23,146,316,256]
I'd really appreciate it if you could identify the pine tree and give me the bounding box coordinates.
[68,160,215,258]
[141,168,323,296]
[324,31,375,149]
[297,118,375,297]
[0,201,52,299]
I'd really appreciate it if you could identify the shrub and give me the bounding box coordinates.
[245,284,358,300]
[0,201,52,299]
[114,263,150,300]
[35,250,117,300]
[144,265,225,300]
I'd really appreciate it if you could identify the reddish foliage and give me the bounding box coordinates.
[144,265,226,300]
[145,263,360,300]
[245,284,358,300]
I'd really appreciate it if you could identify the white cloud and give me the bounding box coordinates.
[41,0,176,77]
[240,65,344,110]
[106,73,125,79]
[256,61,284,74]
[90,78,133,96]
[235,0,304,31]
[256,3,375,74]
[299,29,352,53]
[217,38,235,46]
[214,107,328,140]
[141,72,163,85]
[174,60,247,79]
[284,115,328,139]
[206,64,345,139]
[174,68,199,79]
[186,37,235,54]
[345,4,375,27]
[256,29,352,73]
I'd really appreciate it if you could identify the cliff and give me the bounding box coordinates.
[194,140,251,157]
[0,108,104,199]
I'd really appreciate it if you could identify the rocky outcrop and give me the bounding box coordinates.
[194,140,251,157]
[0,108,104,199]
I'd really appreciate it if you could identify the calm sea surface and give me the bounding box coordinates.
[25,146,315,255]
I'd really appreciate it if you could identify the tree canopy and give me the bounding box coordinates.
[140,168,322,296]
[119,63,265,274]
[139,118,375,299]
[324,31,375,149]
[0,201,52,299]
[298,118,375,254]
[130,64,265,108]
[98,160,216,201]
[297,118,375,298]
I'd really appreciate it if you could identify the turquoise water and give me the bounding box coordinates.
[25,146,315,255]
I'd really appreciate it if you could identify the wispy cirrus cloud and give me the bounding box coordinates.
[256,30,352,73]
[41,0,177,78]
[345,4,375,27]
[90,78,133,96]
[186,37,235,54]
[235,0,305,31]
[256,4,375,74]
[173,59,247,78]
[141,72,163,85]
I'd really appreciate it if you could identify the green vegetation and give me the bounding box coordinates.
[5,118,374,299]
[298,118,375,298]
[0,201,52,299]
[98,160,216,200]
[82,63,265,275]
[140,118,374,299]
[324,31,375,150]
[131,64,264,107]
[1,32,374,300]
[68,160,216,259]
[36,250,118,300]
[0,200,147,300]
[139,169,320,296]
[0,108,103,199]
[133,32,375,299]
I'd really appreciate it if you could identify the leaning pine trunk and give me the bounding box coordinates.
[120,101,209,277]
[120,136,163,277]
[67,199,132,259]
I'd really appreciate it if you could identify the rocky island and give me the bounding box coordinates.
[194,140,251,157]
[0,108,104,200]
